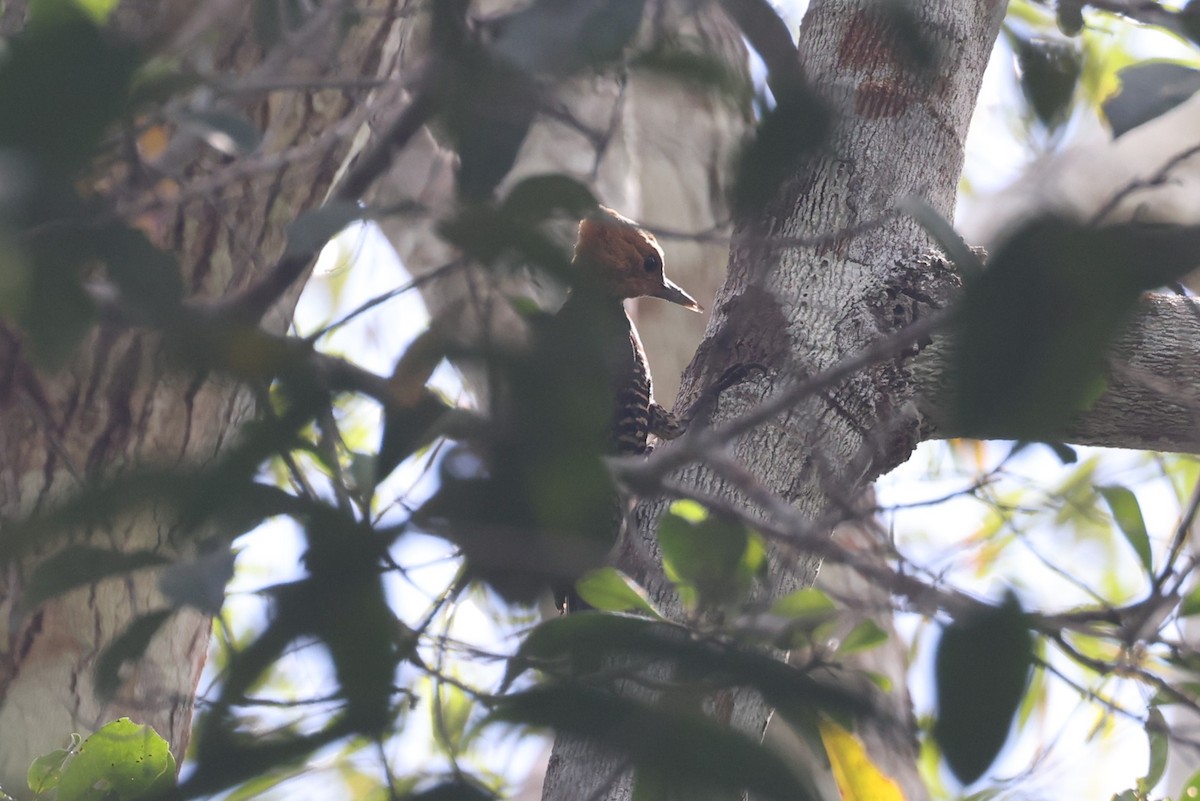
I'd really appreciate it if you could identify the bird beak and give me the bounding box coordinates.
[653,278,703,312]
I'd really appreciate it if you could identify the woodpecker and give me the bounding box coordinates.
[554,206,702,612]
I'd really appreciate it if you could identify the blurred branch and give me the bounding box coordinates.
[717,0,806,99]
[217,75,438,324]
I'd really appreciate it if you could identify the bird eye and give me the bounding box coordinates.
[643,252,662,272]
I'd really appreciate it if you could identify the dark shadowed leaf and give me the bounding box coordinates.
[26,547,168,609]
[0,7,139,178]
[407,779,497,801]
[284,201,362,259]
[493,685,819,801]
[159,546,237,614]
[731,89,831,217]
[953,217,1200,439]
[1102,62,1200,138]
[506,613,869,722]
[492,0,646,75]
[1098,485,1152,574]
[176,108,263,156]
[505,612,663,687]
[502,174,598,222]
[933,592,1033,785]
[99,225,185,323]
[1056,0,1084,35]
[95,610,175,700]
[435,48,538,199]
[1010,34,1080,129]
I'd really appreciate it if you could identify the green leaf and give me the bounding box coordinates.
[770,588,836,618]
[658,508,756,607]
[431,680,474,756]
[575,567,661,616]
[1138,707,1168,795]
[27,737,78,796]
[1098,485,1152,574]
[1181,585,1200,617]
[26,547,168,609]
[492,685,820,801]
[933,592,1033,785]
[838,620,889,656]
[55,718,175,801]
[1178,767,1200,801]
[94,610,174,701]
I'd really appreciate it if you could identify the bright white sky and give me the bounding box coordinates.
[208,4,1200,799]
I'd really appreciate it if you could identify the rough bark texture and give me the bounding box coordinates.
[0,1,405,787]
[541,2,1007,799]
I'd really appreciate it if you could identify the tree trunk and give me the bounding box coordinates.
[541,1,1007,799]
[0,1,406,787]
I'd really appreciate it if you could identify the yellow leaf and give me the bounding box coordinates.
[819,718,906,801]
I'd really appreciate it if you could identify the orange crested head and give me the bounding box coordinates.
[572,207,702,311]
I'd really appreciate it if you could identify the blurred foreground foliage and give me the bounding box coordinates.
[7,1,1200,800]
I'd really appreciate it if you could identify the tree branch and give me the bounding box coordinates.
[915,292,1200,453]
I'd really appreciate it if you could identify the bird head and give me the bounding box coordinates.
[572,207,702,311]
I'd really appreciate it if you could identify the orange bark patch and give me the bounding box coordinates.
[855,81,912,119]
[836,9,900,72]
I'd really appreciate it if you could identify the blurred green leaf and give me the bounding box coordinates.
[575,567,661,616]
[1181,585,1200,617]
[933,592,1033,785]
[1098,485,1152,574]
[770,588,837,618]
[493,685,819,801]
[26,547,168,609]
[838,620,889,656]
[659,508,758,608]
[1179,766,1200,801]
[1138,707,1168,795]
[432,681,474,756]
[55,718,175,801]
